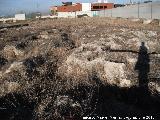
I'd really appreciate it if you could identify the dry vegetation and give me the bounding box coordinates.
[0,17,160,119]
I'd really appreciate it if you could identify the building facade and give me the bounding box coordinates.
[50,3,82,13]
[57,3,82,12]
[91,3,114,11]
[15,14,26,20]
[50,2,114,13]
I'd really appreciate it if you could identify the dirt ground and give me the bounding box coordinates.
[0,17,160,119]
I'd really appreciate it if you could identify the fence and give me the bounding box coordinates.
[98,1,160,19]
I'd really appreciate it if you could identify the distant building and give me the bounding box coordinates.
[114,4,125,8]
[91,3,114,11]
[82,3,92,11]
[35,12,42,19]
[15,14,25,20]
[62,2,72,5]
[144,0,152,3]
[50,3,82,13]
[50,2,114,14]
[50,6,58,15]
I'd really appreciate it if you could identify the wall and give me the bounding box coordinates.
[98,2,160,19]
[76,11,99,17]
[58,11,99,18]
[0,18,15,23]
[58,12,76,18]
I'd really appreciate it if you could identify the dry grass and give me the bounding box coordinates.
[0,17,160,119]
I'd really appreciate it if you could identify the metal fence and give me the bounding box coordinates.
[98,1,160,19]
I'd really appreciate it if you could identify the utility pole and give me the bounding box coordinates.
[130,0,132,4]
[138,1,140,18]
[151,2,152,19]
[36,2,38,10]
[36,2,39,12]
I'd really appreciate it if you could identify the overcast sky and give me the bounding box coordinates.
[0,0,158,16]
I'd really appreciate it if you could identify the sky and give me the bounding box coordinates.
[0,0,158,16]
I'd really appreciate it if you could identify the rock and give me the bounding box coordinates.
[143,19,153,25]
[54,95,82,115]
[39,34,49,39]
[0,82,20,96]
[150,19,159,25]
[35,97,52,116]
[39,31,49,39]
[59,42,134,88]
[4,62,23,74]
[148,82,160,94]
[55,95,73,106]
[5,82,20,93]
[119,79,132,88]
[3,45,24,61]
[131,18,141,22]
[103,61,129,86]
[0,56,8,68]
[0,61,24,81]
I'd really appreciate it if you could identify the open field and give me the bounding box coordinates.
[0,17,160,119]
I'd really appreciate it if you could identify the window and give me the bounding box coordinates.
[93,6,100,9]
[104,6,107,9]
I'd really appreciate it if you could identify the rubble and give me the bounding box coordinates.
[149,82,160,94]
[3,45,24,61]
[4,82,20,93]
[4,62,23,74]
[59,42,133,87]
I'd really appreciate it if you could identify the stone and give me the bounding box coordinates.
[59,42,134,88]
[3,45,24,61]
[143,19,153,25]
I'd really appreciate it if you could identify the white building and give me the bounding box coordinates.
[15,14,26,20]
[82,3,91,11]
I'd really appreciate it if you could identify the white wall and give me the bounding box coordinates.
[76,11,94,17]
[58,11,99,18]
[0,18,15,23]
[82,3,91,11]
[15,14,25,20]
[41,15,57,19]
[58,12,76,18]
[99,2,160,19]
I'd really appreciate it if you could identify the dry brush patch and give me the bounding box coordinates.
[0,18,160,119]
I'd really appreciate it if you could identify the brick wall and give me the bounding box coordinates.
[57,3,82,12]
